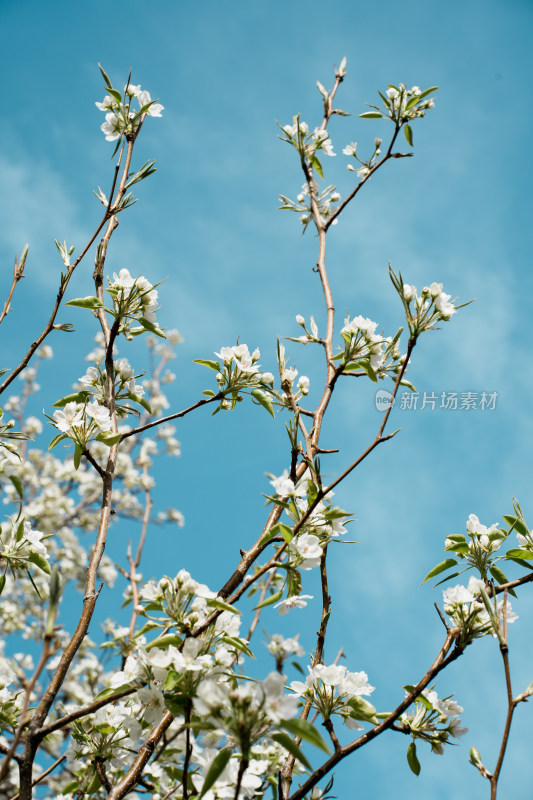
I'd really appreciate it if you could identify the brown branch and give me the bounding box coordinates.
[0,148,125,397]
[36,685,139,739]
[288,629,464,800]
[119,394,223,442]
[0,249,27,326]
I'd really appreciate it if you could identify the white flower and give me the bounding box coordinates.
[274,594,313,615]
[95,95,116,111]
[53,402,84,433]
[138,90,164,117]
[297,376,310,395]
[434,291,456,320]
[403,284,417,302]
[292,533,323,569]
[86,402,112,432]
[101,111,123,141]
[342,142,357,156]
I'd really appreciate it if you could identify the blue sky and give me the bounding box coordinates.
[1,0,533,797]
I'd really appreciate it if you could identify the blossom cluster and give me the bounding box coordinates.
[107,268,163,338]
[399,687,467,754]
[335,313,403,380]
[197,343,279,415]
[291,663,376,729]
[279,181,341,230]
[280,117,336,159]
[389,269,460,340]
[96,74,163,142]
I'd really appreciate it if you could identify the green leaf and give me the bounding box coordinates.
[53,391,91,407]
[203,389,216,397]
[346,696,378,723]
[506,548,533,561]
[280,719,330,754]
[48,433,67,450]
[94,684,136,702]
[505,555,533,569]
[73,444,83,471]
[253,590,283,611]
[359,360,378,382]
[489,565,509,585]
[251,389,275,418]
[98,63,113,89]
[9,474,23,500]
[95,431,122,446]
[219,634,254,659]
[418,86,439,100]
[145,634,182,652]
[66,296,104,309]
[359,112,384,119]
[0,575,5,596]
[309,154,324,180]
[404,123,413,147]
[272,732,312,770]
[27,552,51,574]
[422,558,458,584]
[199,748,232,798]
[107,88,123,104]
[194,358,221,371]
[206,597,242,616]
[128,392,152,414]
[139,317,165,338]
[407,741,421,776]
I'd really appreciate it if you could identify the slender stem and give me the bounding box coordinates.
[288,629,463,800]
[119,394,223,441]
[0,251,26,326]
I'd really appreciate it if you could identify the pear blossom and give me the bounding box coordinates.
[274,594,313,615]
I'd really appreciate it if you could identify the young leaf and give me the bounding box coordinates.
[53,391,91,408]
[193,359,221,371]
[206,597,242,616]
[9,474,23,500]
[272,732,312,770]
[66,297,104,309]
[359,111,383,119]
[0,575,6,596]
[406,741,421,776]
[48,433,68,450]
[404,123,413,147]
[73,444,83,471]
[422,559,458,584]
[251,389,275,418]
[505,548,533,561]
[199,748,232,798]
[95,431,122,446]
[253,590,283,611]
[280,718,330,754]
[27,552,51,575]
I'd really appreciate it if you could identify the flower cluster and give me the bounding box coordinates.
[280,117,336,160]
[342,137,383,179]
[0,518,50,580]
[359,83,437,130]
[197,343,277,415]
[444,513,507,579]
[107,268,163,339]
[96,73,163,142]
[334,313,402,380]
[389,268,460,340]
[291,663,376,730]
[399,687,467,755]
[442,575,517,645]
[279,181,341,231]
